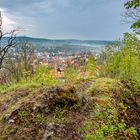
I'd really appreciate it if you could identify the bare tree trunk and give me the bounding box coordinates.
[0,11,17,69]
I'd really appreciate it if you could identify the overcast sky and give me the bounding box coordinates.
[0,0,131,40]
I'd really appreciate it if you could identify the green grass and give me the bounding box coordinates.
[86,78,120,95]
[0,79,61,94]
[0,82,40,93]
[79,77,138,140]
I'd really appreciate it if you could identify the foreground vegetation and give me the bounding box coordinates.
[0,77,139,139]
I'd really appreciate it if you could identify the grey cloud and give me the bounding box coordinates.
[0,0,130,40]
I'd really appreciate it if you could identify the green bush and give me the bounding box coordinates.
[33,64,58,85]
[86,55,96,77]
[100,33,140,86]
[64,66,79,84]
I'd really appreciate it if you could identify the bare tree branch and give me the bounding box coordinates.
[0,11,17,69]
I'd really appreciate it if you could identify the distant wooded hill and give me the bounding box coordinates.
[2,36,118,53]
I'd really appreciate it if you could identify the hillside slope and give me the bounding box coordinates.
[0,78,139,140]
